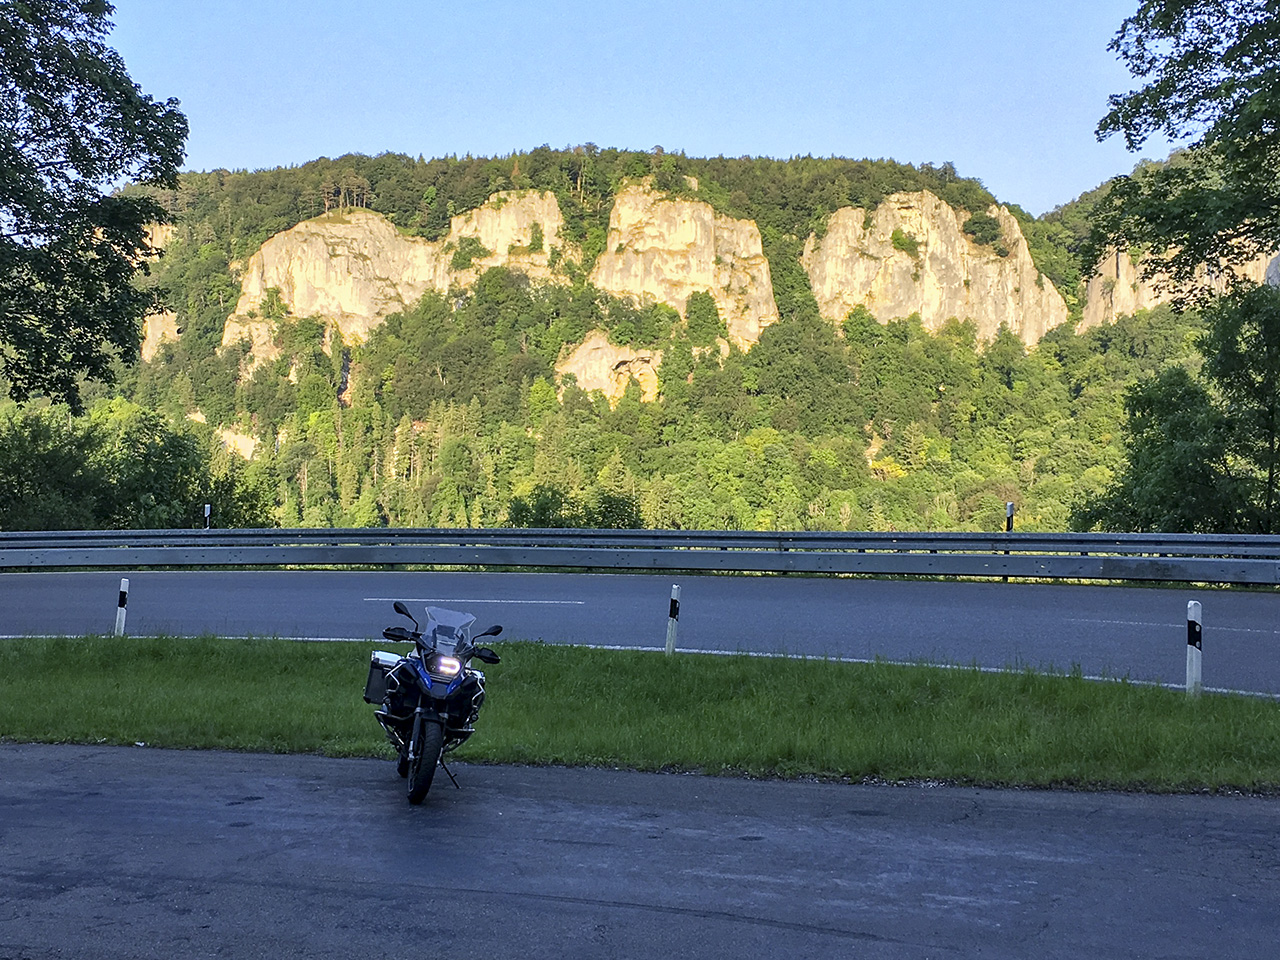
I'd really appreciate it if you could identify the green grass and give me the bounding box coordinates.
[3,636,1280,792]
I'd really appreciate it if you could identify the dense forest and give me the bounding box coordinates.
[4,149,1183,533]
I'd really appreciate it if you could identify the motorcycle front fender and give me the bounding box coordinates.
[408,704,445,760]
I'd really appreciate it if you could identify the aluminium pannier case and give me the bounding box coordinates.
[364,651,402,704]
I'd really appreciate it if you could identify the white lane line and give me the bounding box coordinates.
[363,597,585,605]
[1063,618,1280,635]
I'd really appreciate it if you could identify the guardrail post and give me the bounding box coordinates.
[665,584,681,656]
[1186,600,1203,697]
[114,578,129,637]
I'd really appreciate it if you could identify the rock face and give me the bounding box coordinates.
[802,191,1068,344]
[223,192,567,365]
[140,223,179,361]
[1082,248,1280,328]
[555,330,662,404]
[141,310,180,362]
[219,183,1088,392]
[216,427,259,460]
[589,184,779,348]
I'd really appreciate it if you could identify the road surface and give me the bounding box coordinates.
[2,744,1277,959]
[3,570,1279,692]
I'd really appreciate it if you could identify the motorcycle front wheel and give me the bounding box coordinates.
[407,720,444,804]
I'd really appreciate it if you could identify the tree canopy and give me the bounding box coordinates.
[0,0,187,408]
[1088,0,1280,285]
[1073,0,1280,533]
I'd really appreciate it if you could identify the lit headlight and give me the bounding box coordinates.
[433,656,462,677]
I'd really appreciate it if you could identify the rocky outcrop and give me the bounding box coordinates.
[802,191,1068,344]
[141,310,180,362]
[218,183,1091,388]
[1082,248,1280,328]
[589,184,779,348]
[216,427,259,460]
[556,330,662,403]
[140,223,179,361]
[145,222,175,252]
[223,192,568,365]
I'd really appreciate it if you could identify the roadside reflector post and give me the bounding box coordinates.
[204,503,212,530]
[665,584,681,657]
[1186,600,1203,697]
[1002,502,1015,581]
[114,578,129,637]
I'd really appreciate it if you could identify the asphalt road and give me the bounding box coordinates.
[3,570,1280,692]
[1,744,1277,960]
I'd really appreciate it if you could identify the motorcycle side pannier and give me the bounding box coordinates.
[364,651,402,704]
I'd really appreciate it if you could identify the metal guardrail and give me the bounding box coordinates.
[2,528,1279,584]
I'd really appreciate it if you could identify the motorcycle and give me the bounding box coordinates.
[363,601,502,804]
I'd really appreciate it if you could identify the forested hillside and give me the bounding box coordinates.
[90,275,1195,532]
[8,149,1166,533]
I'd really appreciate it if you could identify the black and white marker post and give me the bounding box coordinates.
[1003,501,1014,581]
[114,578,129,637]
[1186,600,1203,697]
[665,584,681,657]
[204,503,212,530]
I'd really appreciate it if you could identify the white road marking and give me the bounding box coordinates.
[1063,618,1280,635]
[363,597,585,605]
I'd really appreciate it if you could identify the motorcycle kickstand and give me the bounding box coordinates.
[439,756,461,790]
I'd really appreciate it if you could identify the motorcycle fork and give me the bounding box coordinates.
[408,707,424,762]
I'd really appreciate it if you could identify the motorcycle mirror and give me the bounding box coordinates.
[473,647,501,665]
[392,601,418,630]
[476,624,503,639]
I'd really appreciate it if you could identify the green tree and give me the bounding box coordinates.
[506,483,585,527]
[684,291,726,347]
[0,400,275,530]
[962,212,1002,247]
[0,0,188,408]
[587,490,644,529]
[1089,0,1280,284]
[1074,2,1280,533]
[1199,284,1280,529]
[1071,366,1243,532]
[0,406,106,528]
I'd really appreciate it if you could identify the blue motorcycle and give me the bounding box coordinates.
[364,602,501,804]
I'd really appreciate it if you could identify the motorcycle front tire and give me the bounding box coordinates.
[407,720,444,804]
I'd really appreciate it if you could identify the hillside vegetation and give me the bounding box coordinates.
[9,150,1164,534]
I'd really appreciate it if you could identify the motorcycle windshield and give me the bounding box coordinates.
[423,606,477,655]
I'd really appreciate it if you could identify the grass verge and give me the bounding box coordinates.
[3,636,1280,792]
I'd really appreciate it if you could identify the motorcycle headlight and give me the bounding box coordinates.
[432,656,462,677]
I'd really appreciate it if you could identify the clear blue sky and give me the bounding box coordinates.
[108,0,1171,216]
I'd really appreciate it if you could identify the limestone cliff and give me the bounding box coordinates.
[801,191,1068,344]
[589,184,779,349]
[1082,248,1280,328]
[141,310,180,362]
[555,330,662,404]
[216,426,259,460]
[222,191,568,364]
[219,183,1088,394]
[140,223,179,361]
